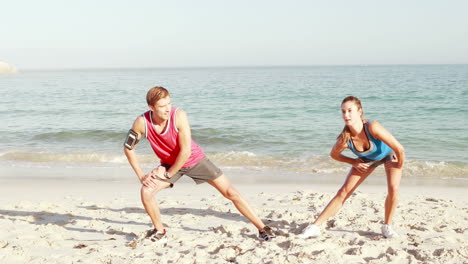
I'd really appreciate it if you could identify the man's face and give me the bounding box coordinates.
[149,96,172,121]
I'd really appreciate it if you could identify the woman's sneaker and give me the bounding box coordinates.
[381,224,398,238]
[258,226,276,241]
[299,224,321,239]
[147,229,168,243]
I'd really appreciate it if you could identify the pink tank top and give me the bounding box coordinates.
[143,107,205,167]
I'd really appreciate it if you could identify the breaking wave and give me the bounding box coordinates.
[1,150,466,180]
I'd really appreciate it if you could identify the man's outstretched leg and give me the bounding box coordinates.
[208,174,275,240]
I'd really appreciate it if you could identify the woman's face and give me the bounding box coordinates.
[341,101,362,126]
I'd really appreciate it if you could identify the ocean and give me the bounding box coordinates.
[0,65,467,184]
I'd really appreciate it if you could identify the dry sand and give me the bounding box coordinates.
[0,178,467,263]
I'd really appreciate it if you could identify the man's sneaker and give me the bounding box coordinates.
[381,224,398,238]
[299,224,321,239]
[258,226,276,241]
[147,229,168,243]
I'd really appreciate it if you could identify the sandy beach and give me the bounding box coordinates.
[2,0,467,261]
[0,171,467,264]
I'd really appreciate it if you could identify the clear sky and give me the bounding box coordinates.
[1,0,467,69]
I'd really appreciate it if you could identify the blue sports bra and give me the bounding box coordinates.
[347,120,392,161]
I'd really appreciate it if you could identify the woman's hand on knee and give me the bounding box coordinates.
[352,159,370,173]
[385,156,401,169]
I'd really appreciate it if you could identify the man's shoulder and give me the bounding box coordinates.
[137,112,149,122]
[174,107,187,117]
[174,108,190,129]
[132,114,147,132]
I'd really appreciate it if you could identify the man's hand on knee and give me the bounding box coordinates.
[142,174,168,189]
[150,166,166,179]
[142,166,169,188]
[141,173,156,188]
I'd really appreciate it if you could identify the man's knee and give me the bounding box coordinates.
[141,186,160,200]
[223,186,241,201]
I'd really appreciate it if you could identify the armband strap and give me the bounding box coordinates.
[124,129,140,150]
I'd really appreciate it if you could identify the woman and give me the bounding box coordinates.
[300,96,405,238]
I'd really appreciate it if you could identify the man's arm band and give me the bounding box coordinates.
[124,129,140,150]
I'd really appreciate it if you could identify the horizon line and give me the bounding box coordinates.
[10,63,468,72]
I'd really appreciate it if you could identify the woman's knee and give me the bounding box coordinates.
[387,185,399,196]
[337,187,352,200]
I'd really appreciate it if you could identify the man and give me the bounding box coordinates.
[124,86,275,243]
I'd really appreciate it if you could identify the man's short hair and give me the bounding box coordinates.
[146,86,170,106]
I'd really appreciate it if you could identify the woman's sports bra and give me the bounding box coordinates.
[347,120,392,161]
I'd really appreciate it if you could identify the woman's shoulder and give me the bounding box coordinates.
[365,119,381,127]
[366,120,387,139]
